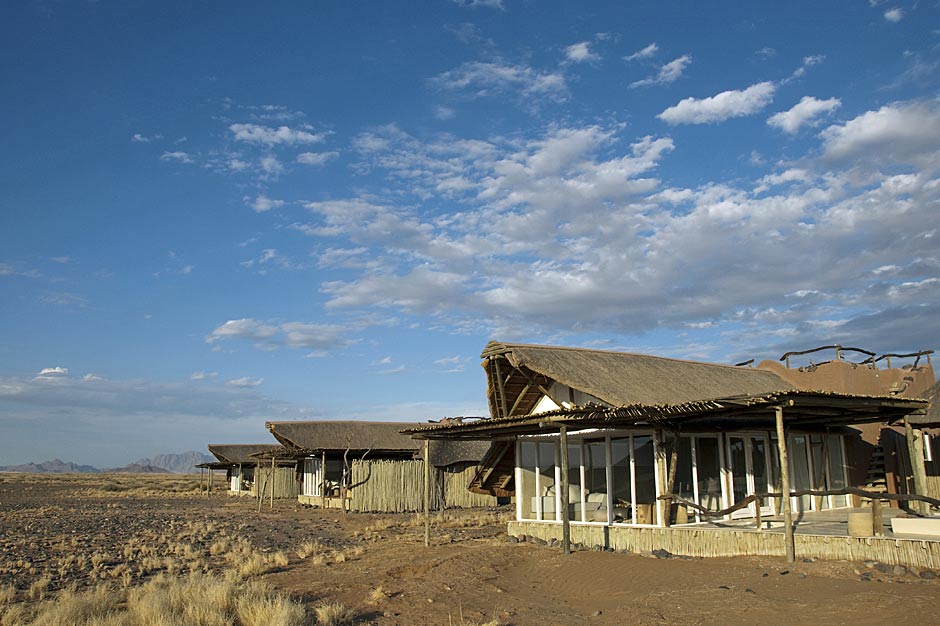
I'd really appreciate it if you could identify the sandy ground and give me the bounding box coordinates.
[1,473,938,626]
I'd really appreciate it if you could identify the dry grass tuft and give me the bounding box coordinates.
[367,585,389,604]
[314,601,356,626]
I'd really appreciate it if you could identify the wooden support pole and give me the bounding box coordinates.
[423,439,431,548]
[270,457,275,510]
[653,429,668,527]
[755,497,762,531]
[872,496,883,536]
[904,418,930,515]
[559,425,571,555]
[775,406,795,563]
[664,432,679,528]
[320,451,327,508]
[237,464,242,494]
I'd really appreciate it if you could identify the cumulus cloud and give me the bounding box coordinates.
[565,41,599,63]
[296,151,339,166]
[207,318,354,353]
[229,123,326,145]
[624,42,658,61]
[450,0,503,8]
[159,151,194,164]
[247,195,285,213]
[884,7,903,21]
[630,54,691,88]
[767,96,841,134]
[819,99,940,164]
[226,377,263,388]
[37,367,68,377]
[432,61,568,104]
[658,81,776,124]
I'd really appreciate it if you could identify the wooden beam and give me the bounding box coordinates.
[904,418,930,515]
[320,451,327,508]
[493,358,509,419]
[270,456,275,510]
[559,425,570,555]
[775,406,795,563]
[508,383,532,416]
[424,439,431,548]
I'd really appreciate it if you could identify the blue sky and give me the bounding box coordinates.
[1,1,938,466]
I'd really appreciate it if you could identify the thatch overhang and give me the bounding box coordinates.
[195,462,231,470]
[480,340,794,420]
[265,420,423,458]
[207,444,283,465]
[407,390,928,440]
[912,380,940,427]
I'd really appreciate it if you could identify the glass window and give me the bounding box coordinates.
[695,437,722,513]
[519,441,537,520]
[567,443,583,521]
[789,435,813,511]
[610,438,632,523]
[583,440,608,523]
[827,435,848,508]
[633,435,657,525]
[537,442,556,521]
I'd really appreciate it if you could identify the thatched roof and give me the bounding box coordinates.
[409,389,928,440]
[207,444,283,465]
[266,421,422,454]
[427,440,492,467]
[912,380,940,426]
[482,341,794,408]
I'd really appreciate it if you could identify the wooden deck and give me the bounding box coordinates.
[509,508,940,568]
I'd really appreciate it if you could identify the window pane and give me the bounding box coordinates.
[633,435,657,525]
[695,437,722,512]
[584,440,608,522]
[728,436,747,505]
[610,438,632,523]
[567,444,582,521]
[519,441,537,520]
[537,442,556,521]
[789,435,813,511]
[827,435,848,508]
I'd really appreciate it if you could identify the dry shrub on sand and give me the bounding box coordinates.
[3,573,308,626]
[313,601,356,626]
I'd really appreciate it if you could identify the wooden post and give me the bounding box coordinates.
[664,432,679,528]
[270,457,276,510]
[755,497,763,531]
[559,425,570,555]
[237,464,242,494]
[320,451,327,508]
[775,406,795,563]
[871,497,883,536]
[653,429,668,527]
[208,468,213,495]
[904,418,930,515]
[423,439,431,548]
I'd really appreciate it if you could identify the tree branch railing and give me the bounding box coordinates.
[659,487,940,536]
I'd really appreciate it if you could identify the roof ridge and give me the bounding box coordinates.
[484,340,760,372]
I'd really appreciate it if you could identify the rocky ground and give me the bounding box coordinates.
[1,473,938,626]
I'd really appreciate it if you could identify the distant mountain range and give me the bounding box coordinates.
[0,451,214,474]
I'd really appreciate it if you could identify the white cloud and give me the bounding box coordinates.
[37,367,68,377]
[190,371,218,380]
[565,41,599,63]
[247,195,285,213]
[433,106,456,120]
[884,7,903,21]
[207,318,354,353]
[131,133,161,143]
[432,61,568,104]
[260,156,284,176]
[624,42,658,61]
[226,377,263,388]
[296,151,339,166]
[820,99,940,163]
[450,0,503,8]
[229,123,326,146]
[630,55,691,88]
[767,96,841,134]
[160,151,194,164]
[658,81,776,125]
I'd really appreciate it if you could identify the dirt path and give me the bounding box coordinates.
[1,473,938,626]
